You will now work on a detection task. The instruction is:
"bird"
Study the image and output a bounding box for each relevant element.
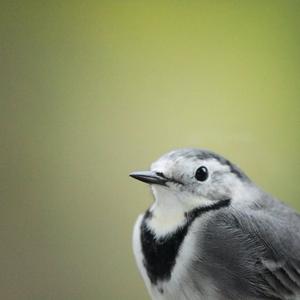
[129,148,300,300]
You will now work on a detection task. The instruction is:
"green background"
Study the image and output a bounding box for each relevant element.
[1,1,299,299]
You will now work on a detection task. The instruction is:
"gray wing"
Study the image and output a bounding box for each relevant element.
[195,201,300,300]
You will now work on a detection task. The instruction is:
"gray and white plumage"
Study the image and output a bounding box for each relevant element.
[130,148,300,300]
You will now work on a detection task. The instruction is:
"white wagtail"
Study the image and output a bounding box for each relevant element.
[130,148,300,300]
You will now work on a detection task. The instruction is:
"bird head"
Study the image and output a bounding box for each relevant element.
[130,148,252,211]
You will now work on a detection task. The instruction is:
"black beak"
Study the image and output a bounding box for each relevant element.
[129,171,167,186]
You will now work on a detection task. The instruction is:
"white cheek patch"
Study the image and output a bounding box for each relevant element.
[148,186,186,237]
[148,212,186,237]
[148,186,215,238]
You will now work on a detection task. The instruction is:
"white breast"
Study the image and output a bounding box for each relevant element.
[132,213,219,300]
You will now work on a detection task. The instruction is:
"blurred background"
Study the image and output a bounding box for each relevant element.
[1,1,300,299]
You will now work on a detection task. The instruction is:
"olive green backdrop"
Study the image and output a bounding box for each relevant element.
[1,1,299,300]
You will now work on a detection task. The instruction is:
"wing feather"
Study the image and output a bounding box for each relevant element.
[197,202,300,300]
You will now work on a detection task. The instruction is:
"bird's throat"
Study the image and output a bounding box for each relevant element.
[140,198,231,286]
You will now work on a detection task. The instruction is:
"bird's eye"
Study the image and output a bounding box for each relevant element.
[195,166,208,181]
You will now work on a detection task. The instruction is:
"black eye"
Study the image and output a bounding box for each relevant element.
[195,166,208,181]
